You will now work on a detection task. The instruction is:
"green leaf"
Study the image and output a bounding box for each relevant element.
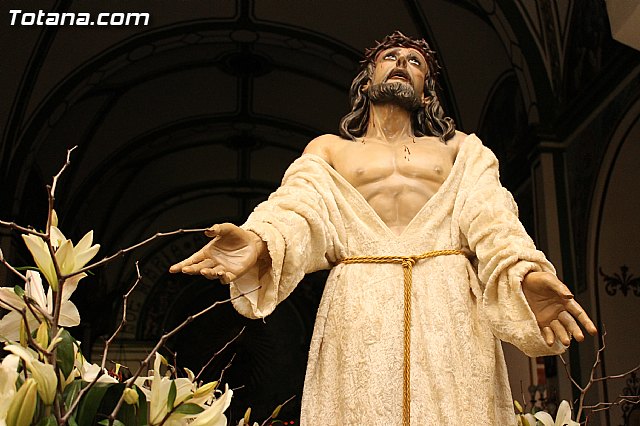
[167,380,177,411]
[13,285,24,297]
[76,383,114,426]
[98,420,125,426]
[36,415,57,426]
[64,379,83,412]
[56,329,76,377]
[173,403,205,415]
[67,415,79,426]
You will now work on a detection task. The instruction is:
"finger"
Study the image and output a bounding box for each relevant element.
[565,300,598,336]
[542,326,555,346]
[200,265,227,280]
[169,251,205,273]
[550,319,571,346]
[558,311,584,342]
[219,271,237,285]
[204,222,236,238]
[204,223,221,238]
[181,259,217,275]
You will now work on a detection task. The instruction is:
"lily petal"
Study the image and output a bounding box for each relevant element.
[56,240,75,276]
[58,301,80,327]
[534,410,555,426]
[22,235,57,290]
[75,231,93,254]
[74,244,100,270]
[25,271,47,310]
[0,288,26,311]
[50,226,66,249]
[190,385,233,426]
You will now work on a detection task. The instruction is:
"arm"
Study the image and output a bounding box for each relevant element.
[459,149,595,354]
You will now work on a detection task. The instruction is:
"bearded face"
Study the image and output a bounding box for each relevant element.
[367,81,422,111]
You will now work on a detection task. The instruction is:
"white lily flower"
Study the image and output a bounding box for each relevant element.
[22,225,99,291]
[534,400,579,426]
[0,355,19,425]
[0,270,81,342]
[133,354,231,426]
[4,344,57,405]
[147,354,196,425]
[189,384,233,426]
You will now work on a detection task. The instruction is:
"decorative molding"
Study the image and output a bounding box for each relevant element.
[599,265,640,297]
[620,372,639,426]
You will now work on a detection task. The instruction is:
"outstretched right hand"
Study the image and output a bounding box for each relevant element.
[169,223,267,284]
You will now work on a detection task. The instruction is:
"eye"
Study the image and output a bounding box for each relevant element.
[384,53,397,61]
[408,57,421,66]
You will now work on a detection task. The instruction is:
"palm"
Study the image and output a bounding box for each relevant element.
[201,233,257,277]
[169,223,265,283]
[522,271,597,345]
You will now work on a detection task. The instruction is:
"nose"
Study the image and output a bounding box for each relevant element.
[396,55,408,67]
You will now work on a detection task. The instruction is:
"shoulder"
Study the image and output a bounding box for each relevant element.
[303,134,347,165]
[447,130,469,156]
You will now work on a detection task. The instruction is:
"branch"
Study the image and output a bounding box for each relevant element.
[195,326,245,382]
[592,363,640,383]
[260,395,296,426]
[0,256,27,282]
[61,262,143,424]
[65,228,208,278]
[49,146,77,219]
[105,286,261,425]
[583,396,640,412]
[0,220,47,238]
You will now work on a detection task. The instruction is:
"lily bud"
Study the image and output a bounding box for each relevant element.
[19,319,28,347]
[192,381,218,398]
[243,407,252,425]
[35,322,49,348]
[4,344,57,405]
[51,210,59,228]
[6,378,37,426]
[123,387,139,405]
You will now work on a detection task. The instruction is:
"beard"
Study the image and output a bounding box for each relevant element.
[367,81,422,111]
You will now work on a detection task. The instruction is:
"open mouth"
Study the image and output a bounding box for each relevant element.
[386,68,411,83]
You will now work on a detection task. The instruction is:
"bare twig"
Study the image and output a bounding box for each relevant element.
[0,257,28,282]
[49,146,77,208]
[195,326,246,382]
[61,262,143,424]
[65,228,208,278]
[260,395,296,426]
[0,298,51,356]
[584,396,640,412]
[216,353,236,386]
[105,287,261,425]
[0,221,47,238]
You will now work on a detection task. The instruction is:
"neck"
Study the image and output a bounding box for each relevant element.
[364,102,414,143]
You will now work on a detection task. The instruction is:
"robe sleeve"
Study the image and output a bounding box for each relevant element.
[229,158,343,319]
[459,148,566,357]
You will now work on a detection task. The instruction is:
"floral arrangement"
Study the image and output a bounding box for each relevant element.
[0,148,289,425]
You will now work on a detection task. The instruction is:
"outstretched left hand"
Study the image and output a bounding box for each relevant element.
[522,271,598,346]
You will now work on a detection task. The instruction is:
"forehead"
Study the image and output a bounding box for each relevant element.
[374,46,427,62]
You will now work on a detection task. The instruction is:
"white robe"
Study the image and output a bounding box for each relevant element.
[230,134,565,425]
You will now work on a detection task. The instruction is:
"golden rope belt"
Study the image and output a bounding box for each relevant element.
[337,249,467,426]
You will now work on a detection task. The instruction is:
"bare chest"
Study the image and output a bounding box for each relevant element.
[332,140,455,191]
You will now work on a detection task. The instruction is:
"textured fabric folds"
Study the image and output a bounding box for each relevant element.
[229,134,565,425]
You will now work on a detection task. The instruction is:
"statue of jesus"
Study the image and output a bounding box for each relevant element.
[171,31,596,425]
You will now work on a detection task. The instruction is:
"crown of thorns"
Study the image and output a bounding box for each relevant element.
[361,31,439,75]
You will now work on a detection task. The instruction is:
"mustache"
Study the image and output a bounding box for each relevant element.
[367,82,422,110]
[385,67,412,84]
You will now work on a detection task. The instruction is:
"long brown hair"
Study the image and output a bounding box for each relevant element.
[339,31,456,142]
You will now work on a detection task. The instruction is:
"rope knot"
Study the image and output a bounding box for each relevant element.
[401,257,416,268]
